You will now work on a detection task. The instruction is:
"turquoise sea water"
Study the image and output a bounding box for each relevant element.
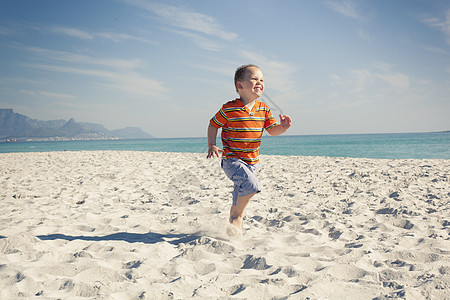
[0,132,449,159]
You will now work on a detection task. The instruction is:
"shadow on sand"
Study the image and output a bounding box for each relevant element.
[36,232,201,245]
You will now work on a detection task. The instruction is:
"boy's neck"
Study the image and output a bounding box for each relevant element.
[238,96,257,106]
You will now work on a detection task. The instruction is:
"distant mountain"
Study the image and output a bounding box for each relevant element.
[0,109,153,141]
[111,127,153,139]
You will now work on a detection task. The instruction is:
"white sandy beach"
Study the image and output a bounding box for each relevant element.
[0,151,448,299]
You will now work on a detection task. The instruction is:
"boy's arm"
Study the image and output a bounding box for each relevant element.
[207,123,222,158]
[267,115,292,136]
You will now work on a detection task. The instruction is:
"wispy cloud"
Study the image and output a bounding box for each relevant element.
[357,28,371,41]
[19,89,77,100]
[26,63,166,97]
[95,31,157,44]
[420,45,447,55]
[0,76,49,86]
[325,0,363,21]
[0,25,18,36]
[169,29,223,51]
[348,69,373,93]
[376,73,410,89]
[25,47,142,70]
[121,0,237,49]
[39,91,77,100]
[35,24,158,45]
[48,26,94,40]
[331,62,410,96]
[420,10,450,44]
[124,0,237,40]
[372,61,393,72]
[22,47,165,97]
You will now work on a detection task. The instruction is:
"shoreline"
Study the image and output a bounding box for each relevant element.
[1,129,449,142]
[1,132,449,160]
[1,150,450,162]
[1,149,450,161]
[0,151,449,299]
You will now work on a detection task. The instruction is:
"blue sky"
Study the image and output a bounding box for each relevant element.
[0,0,449,138]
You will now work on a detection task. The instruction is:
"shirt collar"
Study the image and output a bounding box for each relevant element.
[236,98,259,111]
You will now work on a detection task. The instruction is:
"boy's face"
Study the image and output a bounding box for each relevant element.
[237,67,264,100]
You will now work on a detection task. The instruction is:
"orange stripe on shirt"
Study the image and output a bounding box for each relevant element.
[210,98,278,164]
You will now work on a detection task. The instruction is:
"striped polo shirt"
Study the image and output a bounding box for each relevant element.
[210,98,278,164]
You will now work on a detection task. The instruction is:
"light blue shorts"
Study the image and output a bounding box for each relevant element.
[221,158,261,206]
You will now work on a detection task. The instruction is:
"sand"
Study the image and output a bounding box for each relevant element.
[0,151,448,299]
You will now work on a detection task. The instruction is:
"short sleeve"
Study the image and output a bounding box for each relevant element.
[264,106,278,130]
[210,106,227,128]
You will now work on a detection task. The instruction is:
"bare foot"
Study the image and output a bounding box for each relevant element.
[226,223,242,237]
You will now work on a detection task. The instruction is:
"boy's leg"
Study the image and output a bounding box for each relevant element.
[221,158,260,230]
[229,192,256,228]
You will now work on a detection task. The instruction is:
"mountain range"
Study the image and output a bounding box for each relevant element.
[0,109,153,141]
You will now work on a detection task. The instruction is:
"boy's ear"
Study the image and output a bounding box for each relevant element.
[236,81,243,90]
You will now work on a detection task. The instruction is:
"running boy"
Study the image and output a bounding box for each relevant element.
[207,64,292,234]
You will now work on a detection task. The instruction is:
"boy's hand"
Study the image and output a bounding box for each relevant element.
[279,114,292,130]
[207,144,223,158]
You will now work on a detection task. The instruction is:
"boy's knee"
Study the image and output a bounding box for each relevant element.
[241,176,260,195]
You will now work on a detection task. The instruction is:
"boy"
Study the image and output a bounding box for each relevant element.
[207,64,292,235]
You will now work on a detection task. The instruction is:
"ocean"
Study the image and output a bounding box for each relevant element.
[0,132,449,159]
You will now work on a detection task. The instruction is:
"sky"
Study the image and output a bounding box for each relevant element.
[0,0,449,138]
